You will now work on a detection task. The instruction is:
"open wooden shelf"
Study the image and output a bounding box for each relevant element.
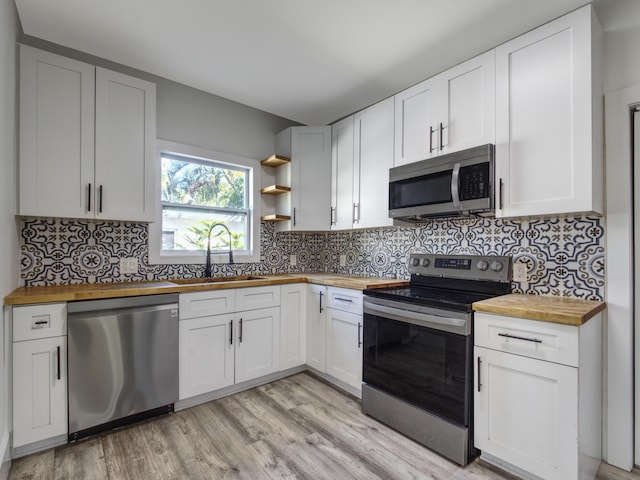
[260,185,291,195]
[261,154,291,167]
[260,214,291,222]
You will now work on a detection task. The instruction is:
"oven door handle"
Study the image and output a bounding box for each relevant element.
[364,302,467,330]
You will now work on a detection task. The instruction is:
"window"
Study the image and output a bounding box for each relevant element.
[149,140,260,265]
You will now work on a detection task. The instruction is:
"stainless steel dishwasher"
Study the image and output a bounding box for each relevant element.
[67,294,179,441]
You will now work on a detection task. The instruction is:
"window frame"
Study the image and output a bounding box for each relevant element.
[149,139,261,265]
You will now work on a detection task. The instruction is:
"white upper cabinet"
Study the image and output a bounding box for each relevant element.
[331,116,355,230]
[19,45,156,222]
[394,50,495,166]
[270,126,331,231]
[353,97,395,229]
[94,68,156,222]
[495,5,603,218]
[331,97,394,230]
[19,45,95,219]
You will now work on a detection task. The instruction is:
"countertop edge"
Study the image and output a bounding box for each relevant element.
[4,274,409,306]
[472,294,606,326]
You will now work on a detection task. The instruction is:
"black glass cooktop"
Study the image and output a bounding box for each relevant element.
[363,285,504,313]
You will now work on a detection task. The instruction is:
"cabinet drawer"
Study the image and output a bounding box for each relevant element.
[474,312,579,367]
[13,303,67,341]
[179,290,236,319]
[236,286,281,311]
[327,287,362,314]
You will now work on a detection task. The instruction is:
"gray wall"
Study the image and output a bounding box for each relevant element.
[0,0,20,476]
[20,36,300,161]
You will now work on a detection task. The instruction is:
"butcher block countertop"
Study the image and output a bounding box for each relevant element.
[473,293,606,326]
[4,273,408,306]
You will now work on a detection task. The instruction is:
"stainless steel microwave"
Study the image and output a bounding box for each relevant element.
[388,144,494,225]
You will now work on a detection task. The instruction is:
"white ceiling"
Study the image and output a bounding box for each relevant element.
[16,0,592,125]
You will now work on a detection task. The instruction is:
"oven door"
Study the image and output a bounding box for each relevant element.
[363,298,473,427]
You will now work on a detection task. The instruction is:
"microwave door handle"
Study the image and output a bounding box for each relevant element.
[451,162,461,207]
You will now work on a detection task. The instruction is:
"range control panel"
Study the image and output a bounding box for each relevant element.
[408,253,512,282]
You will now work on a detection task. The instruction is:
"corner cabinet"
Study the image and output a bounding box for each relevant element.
[331,97,394,230]
[12,303,68,450]
[19,45,156,222]
[494,5,603,218]
[261,126,332,231]
[474,312,602,480]
[394,50,495,166]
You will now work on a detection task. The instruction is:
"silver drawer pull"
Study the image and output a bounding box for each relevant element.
[335,297,353,303]
[498,332,542,344]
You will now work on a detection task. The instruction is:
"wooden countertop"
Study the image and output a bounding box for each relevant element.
[4,273,408,306]
[473,293,606,326]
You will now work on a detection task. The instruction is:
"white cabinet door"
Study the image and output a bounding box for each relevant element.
[178,314,235,400]
[394,76,439,166]
[306,284,327,372]
[475,346,578,480]
[331,116,355,230]
[19,45,95,218]
[326,308,362,392]
[495,5,602,218]
[289,127,332,231]
[13,336,67,447]
[280,284,306,370]
[235,307,280,384]
[353,97,395,229]
[394,51,495,167]
[438,50,495,155]
[95,68,156,222]
[19,45,157,222]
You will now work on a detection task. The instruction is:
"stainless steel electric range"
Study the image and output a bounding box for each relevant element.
[362,253,512,465]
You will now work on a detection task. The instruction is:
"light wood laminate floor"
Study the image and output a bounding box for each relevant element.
[9,373,640,480]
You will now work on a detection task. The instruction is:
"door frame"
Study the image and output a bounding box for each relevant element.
[605,84,640,470]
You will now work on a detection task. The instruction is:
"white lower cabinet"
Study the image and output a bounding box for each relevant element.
[326,307,362,392]
[235,307,280,383]
[179,313,235,398]
[474,312,602,480]
[280,284,307,370]
[306,284,327,372]
[178,287,281,400]
[12,303,68,449]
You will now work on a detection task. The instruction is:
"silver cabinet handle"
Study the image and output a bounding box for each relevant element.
[87,183,92,212]
[293,207,296,227]
[98,185,103,213]
[239,318,243,343]
[439,122,444,151]
[335,297,353,303]
[499,178,504,210]
[357,322,362,348]
[229,320,233,345]
[429,126,435,153]
[330,206,336,225]
[498,332,542,344]
[477,357,482,392]
[353,203,360,223]
[319,291,324,313]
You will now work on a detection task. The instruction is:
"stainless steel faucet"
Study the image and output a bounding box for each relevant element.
[204,223,234,277]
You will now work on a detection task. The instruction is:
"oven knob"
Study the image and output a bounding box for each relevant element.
[490,261,504,272]
[476,260,489,271]
[411,257,420,267]
[421,258,430,267]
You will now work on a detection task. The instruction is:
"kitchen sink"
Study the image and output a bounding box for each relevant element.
[169,275,267,285]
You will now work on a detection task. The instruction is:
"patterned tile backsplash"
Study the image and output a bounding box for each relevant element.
[20,215,605,300]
